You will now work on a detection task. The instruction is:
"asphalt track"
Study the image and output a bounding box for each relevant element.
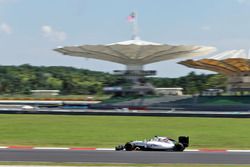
[0,149,250,164]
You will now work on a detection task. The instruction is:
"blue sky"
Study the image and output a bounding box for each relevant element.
[1,0,250,77]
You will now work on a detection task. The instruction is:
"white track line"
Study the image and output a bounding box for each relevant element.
[96,148,115,151]
[227,150,250,152]
[184,149,199,152]
[0,146,8,149]
[33,147,70,150]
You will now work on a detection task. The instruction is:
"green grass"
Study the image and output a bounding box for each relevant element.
[0,114,250,149]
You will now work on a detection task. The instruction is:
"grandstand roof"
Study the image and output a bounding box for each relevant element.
[179,49,250,75]
[54,39,216,65]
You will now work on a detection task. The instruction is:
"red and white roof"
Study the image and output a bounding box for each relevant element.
[179,49,250,75]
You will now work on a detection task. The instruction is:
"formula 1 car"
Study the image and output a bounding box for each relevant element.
[115,136,189,152]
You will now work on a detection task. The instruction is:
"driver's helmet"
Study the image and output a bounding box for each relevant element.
[163,137,169,142]
[158,136,169,142]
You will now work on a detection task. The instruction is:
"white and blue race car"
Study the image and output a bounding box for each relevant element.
[115,136,189,152]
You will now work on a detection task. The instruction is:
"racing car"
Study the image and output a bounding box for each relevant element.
[115,136,189,152]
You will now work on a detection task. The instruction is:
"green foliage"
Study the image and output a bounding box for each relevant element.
[0,64,227,95]
[205,74,227,89]
[0,64,118,95]
[148,72,227,94]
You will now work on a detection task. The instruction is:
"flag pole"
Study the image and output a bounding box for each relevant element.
[132,11,139,40]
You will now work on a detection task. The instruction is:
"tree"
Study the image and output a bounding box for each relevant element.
[0,64,228,95]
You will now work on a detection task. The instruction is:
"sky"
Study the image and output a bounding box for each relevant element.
[1,0,250,77]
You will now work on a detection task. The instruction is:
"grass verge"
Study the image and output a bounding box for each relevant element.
[0,114,249,149]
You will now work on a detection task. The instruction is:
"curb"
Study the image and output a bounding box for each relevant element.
[0,146,250,152]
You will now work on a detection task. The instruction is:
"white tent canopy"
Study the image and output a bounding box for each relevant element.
[55,39,216,65]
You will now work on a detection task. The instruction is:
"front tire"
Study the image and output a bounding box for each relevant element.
[115,145,124,151]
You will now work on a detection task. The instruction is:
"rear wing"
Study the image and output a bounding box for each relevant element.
[178,136,189,147]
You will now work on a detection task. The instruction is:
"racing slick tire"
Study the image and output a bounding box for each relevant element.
[173,143,185,152]
[115,145,124,151]
[124,142,135,151]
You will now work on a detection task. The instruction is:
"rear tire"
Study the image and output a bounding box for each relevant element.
[173,143,185,152]
[124,142,134,151]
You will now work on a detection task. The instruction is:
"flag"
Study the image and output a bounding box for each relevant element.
[127,12,136,22]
